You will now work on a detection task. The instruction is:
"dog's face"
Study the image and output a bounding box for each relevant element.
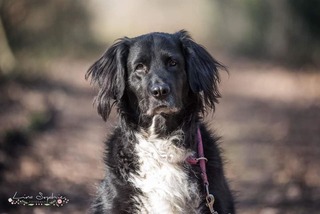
[86,30,223,124]
[127,34,188,116]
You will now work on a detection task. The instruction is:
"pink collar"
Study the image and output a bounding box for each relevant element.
[186,126,218,214]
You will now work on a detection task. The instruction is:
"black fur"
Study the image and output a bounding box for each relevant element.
[86,30,235,213]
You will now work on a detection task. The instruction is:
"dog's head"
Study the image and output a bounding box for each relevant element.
[86,30,224,125]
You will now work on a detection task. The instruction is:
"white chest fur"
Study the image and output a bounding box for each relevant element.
[129,132,201,214]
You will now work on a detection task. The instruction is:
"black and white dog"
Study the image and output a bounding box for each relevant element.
[86,30,235,214]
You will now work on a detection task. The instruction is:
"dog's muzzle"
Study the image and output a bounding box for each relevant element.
[146,82,180,116]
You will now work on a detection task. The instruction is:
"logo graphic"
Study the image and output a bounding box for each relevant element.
[8,192,69,207]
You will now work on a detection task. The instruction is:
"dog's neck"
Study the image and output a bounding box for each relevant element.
[120,113,199,150]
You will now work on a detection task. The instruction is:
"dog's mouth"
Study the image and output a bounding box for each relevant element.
[146,105,179,116]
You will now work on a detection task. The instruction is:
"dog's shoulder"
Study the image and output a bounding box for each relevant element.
[104,126,139,174]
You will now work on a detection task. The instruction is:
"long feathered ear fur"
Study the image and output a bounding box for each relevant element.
[175,30,225,112]
[85,38,130,121]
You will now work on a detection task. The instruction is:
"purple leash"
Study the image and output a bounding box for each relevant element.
[186,126,218,214]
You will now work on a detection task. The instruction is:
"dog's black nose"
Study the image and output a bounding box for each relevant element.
[150,84,170,98]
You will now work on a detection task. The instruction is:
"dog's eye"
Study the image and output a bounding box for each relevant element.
[135,64,146,72]
[168,59,177,67]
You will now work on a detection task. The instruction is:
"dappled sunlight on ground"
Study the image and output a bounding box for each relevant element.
[214,61,320,213]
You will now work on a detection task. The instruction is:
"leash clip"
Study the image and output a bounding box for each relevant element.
[206,194,218,214]
[205,185,218,214]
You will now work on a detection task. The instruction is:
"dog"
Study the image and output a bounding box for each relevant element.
[86,30,235,214]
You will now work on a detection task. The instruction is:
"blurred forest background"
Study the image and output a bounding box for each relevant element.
[0,0,319,213]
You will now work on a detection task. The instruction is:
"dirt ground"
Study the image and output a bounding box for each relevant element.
[0,57,319,214]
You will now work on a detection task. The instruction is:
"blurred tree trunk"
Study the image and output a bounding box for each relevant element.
[0,4,15,74]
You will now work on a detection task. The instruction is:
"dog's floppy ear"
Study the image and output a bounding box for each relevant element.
[175,30,224,111]
[86,38,130,121]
